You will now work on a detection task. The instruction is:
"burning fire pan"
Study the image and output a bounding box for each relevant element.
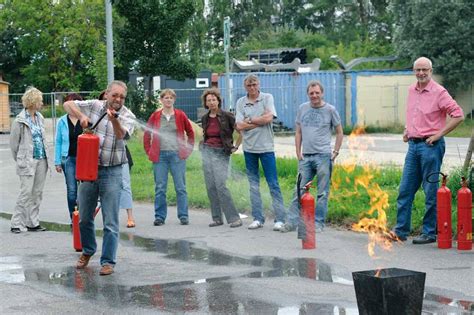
[352,268,426,315]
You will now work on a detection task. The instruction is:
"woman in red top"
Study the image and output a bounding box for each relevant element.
[143,89,194,226]
[200,89,242,228]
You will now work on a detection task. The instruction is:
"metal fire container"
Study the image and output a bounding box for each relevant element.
[352,268,426,315]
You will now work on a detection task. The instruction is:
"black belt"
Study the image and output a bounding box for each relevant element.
[409,137,429,143]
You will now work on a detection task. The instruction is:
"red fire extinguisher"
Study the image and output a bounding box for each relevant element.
[76,130,100,181]
[72,206,82,252]
[301,181,316,249]
[75,112,112,181]
[72,202,101,251]
[437,173,452,249]
[457,177,472,250]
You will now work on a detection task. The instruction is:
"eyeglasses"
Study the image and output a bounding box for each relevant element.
[111,94,126,100]
[414,68,431,72]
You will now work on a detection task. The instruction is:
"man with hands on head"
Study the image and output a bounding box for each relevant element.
[63,80,136,276]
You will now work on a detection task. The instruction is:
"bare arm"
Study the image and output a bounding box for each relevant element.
[249,110,274,125]
[63,101,90,128]
[231,131,243,153]
[107,108,127,140]
[295,124,303,160]
[427,116,464,144]
[236,120,258,131]
[235,109,273,131]
[332,124,343,161]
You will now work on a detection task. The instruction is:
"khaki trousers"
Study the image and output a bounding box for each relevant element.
[11,159,48,230]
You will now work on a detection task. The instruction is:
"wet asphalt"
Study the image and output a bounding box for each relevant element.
[0,132,473,314]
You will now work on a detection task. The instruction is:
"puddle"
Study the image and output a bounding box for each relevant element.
[2,266,354,314]
[1,214,473,314]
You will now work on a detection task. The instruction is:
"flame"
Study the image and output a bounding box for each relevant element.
[343,126,396,259]
[375,269,381,277]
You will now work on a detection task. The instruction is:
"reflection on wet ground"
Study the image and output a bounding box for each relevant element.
[1,216,473,314]
[127,234,338,282]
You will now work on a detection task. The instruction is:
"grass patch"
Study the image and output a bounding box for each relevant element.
[128,132,466,234]
[448,118,473,138]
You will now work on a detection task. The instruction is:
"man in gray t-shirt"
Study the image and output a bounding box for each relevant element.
[235,74,286,231]
[281,80,343,233]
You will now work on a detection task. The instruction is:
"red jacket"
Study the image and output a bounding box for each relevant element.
[143,109,195,162]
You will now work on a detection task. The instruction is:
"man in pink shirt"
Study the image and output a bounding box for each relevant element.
[392,56,464,245]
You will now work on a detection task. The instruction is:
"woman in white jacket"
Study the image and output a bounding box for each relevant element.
[10,87,49,234]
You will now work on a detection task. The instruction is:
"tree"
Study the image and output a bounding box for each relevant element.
[113,0,197,96]
[0,0,108,92]
[0,26,29,91]
[393,0,474,92]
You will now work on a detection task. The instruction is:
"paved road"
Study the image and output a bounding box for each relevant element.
[0,129,473,314]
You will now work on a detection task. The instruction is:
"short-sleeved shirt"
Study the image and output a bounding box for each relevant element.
[235,92,276,153]
[75,100,135,166]
[296,101,341,154]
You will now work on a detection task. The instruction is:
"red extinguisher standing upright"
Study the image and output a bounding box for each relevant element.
[457,177,472,250]
[437,173,452,249]
[301,181,316,249]
[72,206,82,252]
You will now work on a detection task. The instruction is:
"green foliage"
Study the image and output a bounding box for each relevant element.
[392,0,474,92]
[113,0,197,96]
[125,84,161,121]
[0,0,108,92]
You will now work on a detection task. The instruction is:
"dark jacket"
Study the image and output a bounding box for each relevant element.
[201,109,236,155]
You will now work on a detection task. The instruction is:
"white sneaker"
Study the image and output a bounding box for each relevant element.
[248,220,263,230]
[315,226,323,233]
[273,221,284,231]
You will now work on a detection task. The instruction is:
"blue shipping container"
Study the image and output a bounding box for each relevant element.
[218,72,345,129]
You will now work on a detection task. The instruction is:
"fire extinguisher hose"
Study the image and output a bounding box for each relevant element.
[86,110,119,132]
[297,173,307,240]
[426,171,447,184]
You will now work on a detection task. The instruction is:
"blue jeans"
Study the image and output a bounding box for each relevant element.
[394,138,445,239]
[153,151,188,221]
[287,153,332,228]
[78,165,122,266]
[61,156,78,220]
[119,163,133,209]
[244,151,286,223]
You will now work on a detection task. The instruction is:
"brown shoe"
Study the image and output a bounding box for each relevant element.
[76,254,92,269]
[99,264,114,276]
[230,219,243,228]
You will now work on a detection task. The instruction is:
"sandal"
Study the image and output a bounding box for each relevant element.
[127,219,136,228]
[209,220,223,227]
[229,219,243,228]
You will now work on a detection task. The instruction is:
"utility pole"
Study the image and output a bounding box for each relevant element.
[224,16,231,110]
[105,0,114,83]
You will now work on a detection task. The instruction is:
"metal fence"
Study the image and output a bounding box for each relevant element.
[1,80,471,135]
[0,91,97,139]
